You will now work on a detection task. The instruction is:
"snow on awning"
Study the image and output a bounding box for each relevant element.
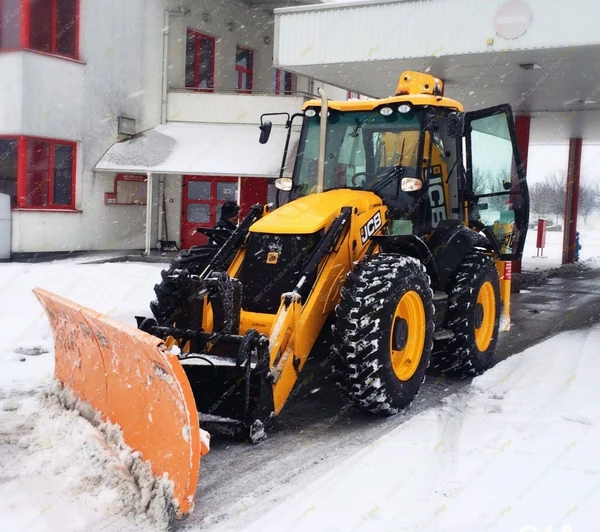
[94,122,300,178]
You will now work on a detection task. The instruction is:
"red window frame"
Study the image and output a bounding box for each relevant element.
[0,0,80,60]
[104,174,147,205]
[185,29,215,91]
[235,46,253,94]
[0,135,77,210]
[274,68,294,95]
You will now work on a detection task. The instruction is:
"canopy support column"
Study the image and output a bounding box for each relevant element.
[562,138,582,264]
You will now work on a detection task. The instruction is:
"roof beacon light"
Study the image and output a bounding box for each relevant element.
[395,71,444,97]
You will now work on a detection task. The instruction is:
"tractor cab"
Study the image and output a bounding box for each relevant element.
[267,71,529,262]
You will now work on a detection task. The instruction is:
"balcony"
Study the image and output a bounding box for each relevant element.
[0,51,84,139]
[166,89,309,126]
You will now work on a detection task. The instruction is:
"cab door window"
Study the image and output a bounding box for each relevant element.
[466,105,529,258]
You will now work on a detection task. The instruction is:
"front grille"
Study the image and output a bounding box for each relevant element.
[239,233,320,313]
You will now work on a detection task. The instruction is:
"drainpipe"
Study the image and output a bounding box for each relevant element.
[316,87,328,193]
[157,175,165,243]
[144,172,154,256]
[161,8,190,125]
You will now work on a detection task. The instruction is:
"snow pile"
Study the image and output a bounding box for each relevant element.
[0,381,175,532]
[513,259,595,289]
[105,129,176,168]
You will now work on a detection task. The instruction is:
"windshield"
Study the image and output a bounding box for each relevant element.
[292,109,422,205]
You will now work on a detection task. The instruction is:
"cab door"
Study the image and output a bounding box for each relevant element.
[465,104,529,260]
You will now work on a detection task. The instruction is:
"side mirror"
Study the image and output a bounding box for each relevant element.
[274,177,293,191]
[259,120,272,144]
[447,111,465,138]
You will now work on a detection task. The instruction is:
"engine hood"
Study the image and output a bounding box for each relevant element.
[250,189,383,235]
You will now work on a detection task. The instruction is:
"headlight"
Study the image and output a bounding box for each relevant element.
[274,177,293,191]
[398,104,411,114]
[400,178,423,192]
[305,109,317,117]
[379,107,393,116]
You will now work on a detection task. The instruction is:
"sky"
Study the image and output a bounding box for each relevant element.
[529,144,600,185]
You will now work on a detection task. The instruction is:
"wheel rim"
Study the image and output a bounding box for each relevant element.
[390,291,426,381]
[474,281,496,352]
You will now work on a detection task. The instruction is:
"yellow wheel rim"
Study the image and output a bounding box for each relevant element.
[390,291,426,381]
[474,281,496,352]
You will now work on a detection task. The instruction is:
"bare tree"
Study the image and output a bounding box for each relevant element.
[530,170,600,225]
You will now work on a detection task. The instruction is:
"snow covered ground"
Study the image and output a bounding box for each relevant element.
[522,219,600,271]
[1,258,600,531]
[244,324,600,532]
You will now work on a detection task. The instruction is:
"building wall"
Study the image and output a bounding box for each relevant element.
[166,0,277,93]
[167,92,304,124]
[7,0,165,252]
[0,54,24,132]
[4,0,351,254]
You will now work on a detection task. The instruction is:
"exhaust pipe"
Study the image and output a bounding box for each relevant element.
[316,87,328,193]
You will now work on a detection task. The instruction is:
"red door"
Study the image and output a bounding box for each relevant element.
[181,176,238,248]
[239,177,269,218]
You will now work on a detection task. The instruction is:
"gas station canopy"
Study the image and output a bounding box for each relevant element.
[274,0,600,143]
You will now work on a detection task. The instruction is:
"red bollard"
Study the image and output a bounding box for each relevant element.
[535,218,547,258]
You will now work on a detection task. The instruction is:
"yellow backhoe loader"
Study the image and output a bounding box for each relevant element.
[35,71,529,518]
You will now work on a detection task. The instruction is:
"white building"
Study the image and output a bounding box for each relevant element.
[0,0,350,255]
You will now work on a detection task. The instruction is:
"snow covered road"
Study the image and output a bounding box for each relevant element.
[243,324,600,532]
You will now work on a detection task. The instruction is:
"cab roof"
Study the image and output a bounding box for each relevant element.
[302,94,464,113]
[303,70,465,113]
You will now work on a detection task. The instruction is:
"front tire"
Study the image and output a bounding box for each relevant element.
[332,254,434,414]
[431,251,501,376]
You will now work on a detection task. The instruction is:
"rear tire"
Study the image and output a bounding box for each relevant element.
[332,254,434,414]
[150,245,219,327]
[431,251,501,376]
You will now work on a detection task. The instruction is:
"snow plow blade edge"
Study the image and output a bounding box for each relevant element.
[33,287,205,518]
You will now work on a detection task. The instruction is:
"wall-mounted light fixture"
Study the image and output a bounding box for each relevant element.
[227,21,235,32]
[118,116,136,137]
[264,35,271,45]
[202,12,211,23]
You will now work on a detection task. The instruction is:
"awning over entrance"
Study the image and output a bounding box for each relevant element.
[95,122,299,177]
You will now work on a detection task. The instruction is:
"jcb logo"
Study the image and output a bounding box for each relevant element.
[360,212,383,244]
[428,165,446,228]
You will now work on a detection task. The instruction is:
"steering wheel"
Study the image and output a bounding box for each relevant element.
[350,171,374,187]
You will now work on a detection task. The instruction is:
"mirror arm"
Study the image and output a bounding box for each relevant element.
[279,112,305,181]
[260,112,290,125]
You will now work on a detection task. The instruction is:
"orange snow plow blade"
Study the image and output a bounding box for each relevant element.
[33,288,207,518]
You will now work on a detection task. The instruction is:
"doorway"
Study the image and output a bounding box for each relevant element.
[181,175,238,248]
